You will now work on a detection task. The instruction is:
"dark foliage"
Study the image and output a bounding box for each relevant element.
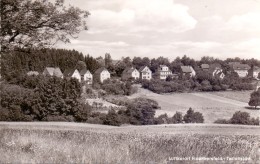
[183,108,204,123]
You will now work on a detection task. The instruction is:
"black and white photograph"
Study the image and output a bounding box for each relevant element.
[0,0,260,163]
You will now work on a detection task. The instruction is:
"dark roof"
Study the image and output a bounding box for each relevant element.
[63,69,77,77]
[201,64,210,69]
[44,67,63,77]
[80,68,91,75]
[123,67,137,74]
[181,66,193,73]
[209,63,222,73]
[232,63,250,70]
[139,66,151,72]
[94,67,108,74]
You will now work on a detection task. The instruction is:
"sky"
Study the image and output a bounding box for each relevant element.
[55,0,260,60]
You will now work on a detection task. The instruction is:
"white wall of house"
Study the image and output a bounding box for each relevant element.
[140,67,152,80]
[83,72,93,84]
[213,68,225,79]
[71,70,81,82]
[234,70,248,78]
[100,70,110,83]
[158,66,172,80]
[131,69,140,79]
[253,70,260,78]
[190,67,196,77]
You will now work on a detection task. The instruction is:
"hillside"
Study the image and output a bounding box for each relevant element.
[128,86,259,123]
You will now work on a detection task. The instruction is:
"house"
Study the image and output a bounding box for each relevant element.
[180,66,196,77]
[80,68,93,84]
[42,67,63,78]
[122,67,140,80]
[27,71,39,76]
[201,64,210,71]
[229,63,250,78]
[209,63,225,79]
[139,66,152,80]
[256,81,260,91]
[63,69,81,82]
[94,67,110,83]
[156,65,172,80]
[252,66,260,79]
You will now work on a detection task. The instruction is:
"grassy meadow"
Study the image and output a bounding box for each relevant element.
[129,87,259,123]
[0,123,259,163]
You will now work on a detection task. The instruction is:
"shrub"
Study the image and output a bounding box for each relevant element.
[103,109,122,126]
[214,111,259,125]
[154,113,169,124]
[230,111,251,125]
[248,89,260,109]
[171,112,183,124]
[183,108,204,123]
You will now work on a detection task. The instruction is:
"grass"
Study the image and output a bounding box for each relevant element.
[209,90,253,103]
[129,88,259,123]
[0,123,260,163]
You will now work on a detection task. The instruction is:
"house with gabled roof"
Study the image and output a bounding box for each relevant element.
[201,64,210,71]
[180,66,196,77]
[94,67,110,83]
[63,69,81,82]
[139,66,152,80]
[80,68,93,84]
[42,67,63,78]
[122,67,140,81]
[229,63,250,78]
[156,65,172,80]
[209,63,225,79]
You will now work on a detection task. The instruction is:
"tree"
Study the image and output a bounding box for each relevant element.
[75,61,86,71]
[1,0,89,51]
[230,111,251,124]
[183,108,204,123]
[248,89,260,109]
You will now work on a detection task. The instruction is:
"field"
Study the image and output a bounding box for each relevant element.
[0,122,260,163]
[129,87,259,123]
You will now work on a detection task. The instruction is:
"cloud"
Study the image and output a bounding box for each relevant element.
[87,0,197,34]
[227,12,260,33]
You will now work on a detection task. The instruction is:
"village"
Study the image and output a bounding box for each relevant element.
[26,61,260,91]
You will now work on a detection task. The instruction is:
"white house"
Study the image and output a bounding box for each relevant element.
[63,69,81,82]
[94,67,110,83]
[180,66,196,77]
[229,63,250,78]
[42,67,63,78]
[201,64,210,71]
[122,67,140,80]
[156,65,172,80]
[253,66,260,79]
[209,64,225,79]
[80,69,93,84]
[139,66,152,80]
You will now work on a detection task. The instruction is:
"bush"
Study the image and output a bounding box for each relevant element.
[214,111,259,125]
[172,112,183,123]
[183,108,204,123]
[154,113,169,124]
[103,109,122,126]
[230,111,251,125]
